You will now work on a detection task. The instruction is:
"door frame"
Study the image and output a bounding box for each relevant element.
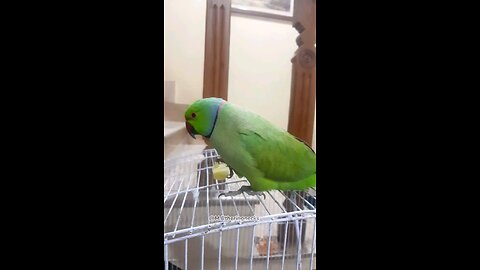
[203,0,316,145]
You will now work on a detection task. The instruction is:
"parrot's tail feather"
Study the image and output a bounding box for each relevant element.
[294,136,316,154]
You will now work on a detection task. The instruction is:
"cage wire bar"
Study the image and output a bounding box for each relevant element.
[164,149,316,270]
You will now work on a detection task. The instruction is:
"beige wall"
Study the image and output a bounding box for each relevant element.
[228,14,297,131]
[164,0,206,104]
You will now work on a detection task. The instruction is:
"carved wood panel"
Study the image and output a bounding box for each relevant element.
[288,0,316,146]
[203,0,231,100]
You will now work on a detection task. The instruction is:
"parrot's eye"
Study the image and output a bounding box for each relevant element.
[191,113,196,119]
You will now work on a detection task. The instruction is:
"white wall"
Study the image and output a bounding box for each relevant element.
[228,14,298,131]
[164,0,206,104]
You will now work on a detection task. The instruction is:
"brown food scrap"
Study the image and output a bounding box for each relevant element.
[256,237,280,256]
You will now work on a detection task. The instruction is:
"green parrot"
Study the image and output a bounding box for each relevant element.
[184,97,316,197]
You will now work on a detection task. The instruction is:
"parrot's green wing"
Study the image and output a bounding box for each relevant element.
[238,125,316,182]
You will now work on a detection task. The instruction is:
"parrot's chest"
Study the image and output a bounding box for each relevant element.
[209,135,239,164]
[206,107,257,178]
[208,131,246,174]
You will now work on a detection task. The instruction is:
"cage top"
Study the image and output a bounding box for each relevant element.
[164,149,316,244]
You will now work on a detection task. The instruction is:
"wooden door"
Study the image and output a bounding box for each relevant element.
[203,0,231,100]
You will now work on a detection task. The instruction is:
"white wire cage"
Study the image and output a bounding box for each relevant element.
[164,149,316,270]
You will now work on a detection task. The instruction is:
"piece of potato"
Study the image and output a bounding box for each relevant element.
[212,162,230,181]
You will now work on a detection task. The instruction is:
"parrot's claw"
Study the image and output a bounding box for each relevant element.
[218,186,266,200]
[247,191,266,200]
[218,191,240,198]
[227,167,234,179]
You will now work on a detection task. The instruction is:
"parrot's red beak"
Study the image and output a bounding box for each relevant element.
[185,122,196,139]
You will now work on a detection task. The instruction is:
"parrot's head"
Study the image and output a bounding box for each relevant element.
[184,97,225,139]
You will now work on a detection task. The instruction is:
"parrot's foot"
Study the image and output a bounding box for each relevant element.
[227,167,234,179]
[218,185,266,199]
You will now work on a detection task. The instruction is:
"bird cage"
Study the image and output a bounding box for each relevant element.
[164,149,316,270]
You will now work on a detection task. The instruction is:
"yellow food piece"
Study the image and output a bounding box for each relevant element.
[213,162,230,181]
